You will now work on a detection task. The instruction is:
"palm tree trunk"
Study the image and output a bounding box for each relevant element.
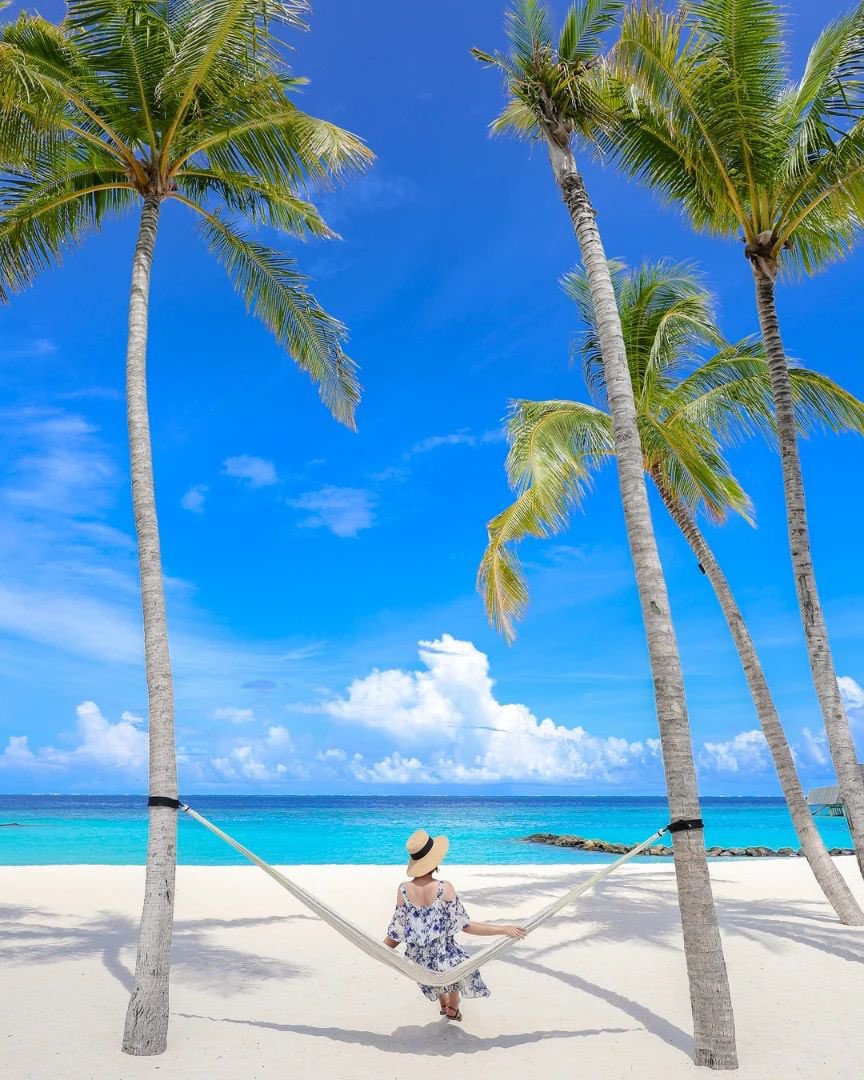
[752,268,864,878]
[656,480,864,925]
[121,194,179,1057]
[544,135,737,1070]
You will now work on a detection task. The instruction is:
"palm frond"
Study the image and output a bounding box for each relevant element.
[176,166,334,237]
[474,0,621,146]
[559,0,624,63]
[181,197,360,427]
[479,396,610,640]
[787,367,864,437]
[157,0,308,157]
[0,159,134,299]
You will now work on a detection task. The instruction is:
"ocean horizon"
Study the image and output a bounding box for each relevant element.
[0,794,853,865]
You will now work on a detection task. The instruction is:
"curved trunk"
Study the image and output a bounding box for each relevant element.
[752,270,864,878]
[657,481,863,925]
[121,194,178,1056]
[545,135,737,1071]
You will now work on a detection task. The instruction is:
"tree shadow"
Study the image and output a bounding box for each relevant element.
[177,1011,635,1056]
[459,869,864,965]
[501,954,693,1056]
[0,904,313,995]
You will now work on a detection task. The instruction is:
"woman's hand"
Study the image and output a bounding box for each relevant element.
[501,925,526,939]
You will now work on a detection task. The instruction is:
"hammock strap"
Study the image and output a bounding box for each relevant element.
[180,804,669,988]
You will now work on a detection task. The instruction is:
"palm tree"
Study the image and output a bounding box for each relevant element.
[0,0,370,1055]
[613,0,864,875]
[473,3,737,1067]
[480,259,864,926]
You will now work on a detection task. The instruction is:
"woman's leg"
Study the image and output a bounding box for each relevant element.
[445,990,461,1018]
[438,992,448,1014]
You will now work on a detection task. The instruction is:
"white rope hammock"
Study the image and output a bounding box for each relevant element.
[180,803,669,988]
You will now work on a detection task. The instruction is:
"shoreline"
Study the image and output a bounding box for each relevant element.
[2,860,862,1079]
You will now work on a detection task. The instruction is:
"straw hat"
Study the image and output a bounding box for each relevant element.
[405,829,449,877]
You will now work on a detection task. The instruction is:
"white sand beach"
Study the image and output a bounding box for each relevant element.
[2,860,862,1080]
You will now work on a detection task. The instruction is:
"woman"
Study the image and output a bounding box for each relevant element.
[384,829,526,1021]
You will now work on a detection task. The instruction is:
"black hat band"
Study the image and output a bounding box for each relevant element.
[409,835,434,861]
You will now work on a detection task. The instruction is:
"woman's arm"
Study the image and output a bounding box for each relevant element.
[384,885,405,948]
[464,921,525,939]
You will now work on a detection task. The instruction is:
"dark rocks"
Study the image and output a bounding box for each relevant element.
[522,833,856,858]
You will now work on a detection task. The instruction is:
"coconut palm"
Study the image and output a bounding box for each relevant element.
[472,3,737,1067]
[480,259,864,925]
[612,0,864,875]
[0,0,370,1055]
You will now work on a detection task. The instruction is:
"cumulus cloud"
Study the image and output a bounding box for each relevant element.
[181,484,207,513]
[839,676,864,714]
[0,701,147,772]
[288,486,375,538]
[350,751,431,783]
[209,726,297,782]
[699,730,770,774]
[317,635,658,783]
[211,745,288,782]
[0,735,40,769]
[223,455,278,488]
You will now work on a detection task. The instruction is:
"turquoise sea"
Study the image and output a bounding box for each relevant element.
[0,795,853,865]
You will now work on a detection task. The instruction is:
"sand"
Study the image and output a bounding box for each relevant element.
[1,859,862,1080]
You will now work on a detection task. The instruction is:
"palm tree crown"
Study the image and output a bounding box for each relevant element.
[480,261,864,639]
[0,0,371,425]
[613,0,864,276]
[471,0,622,145]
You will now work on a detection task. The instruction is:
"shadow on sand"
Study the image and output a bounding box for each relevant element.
[177,1011,635,1056]
[4,862,862,1063]
[0,904,313,994]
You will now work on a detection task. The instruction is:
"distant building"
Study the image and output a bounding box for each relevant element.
[808,769,864,817]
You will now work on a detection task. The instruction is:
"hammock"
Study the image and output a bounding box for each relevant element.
[161,800,690,987]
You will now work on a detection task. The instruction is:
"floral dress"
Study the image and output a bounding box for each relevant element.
[386,880,491,1001]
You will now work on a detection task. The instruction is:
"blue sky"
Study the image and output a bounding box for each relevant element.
[1,0,863,796]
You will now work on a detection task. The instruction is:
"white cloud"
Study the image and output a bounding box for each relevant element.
[838,676,864,713]
[0,735,40,769]
[211,706,255,724]
[0,701,147,772]
[73,702,148,768]
[2,408,117,515]
[265,725,293,750]
[699,730,770,774]
[0,583,143,663]
[223,455,278,488]
[317,635,657,783]
[350,751,431,783]
[317,747,347,762]
[800,726,829,766]
[181,484,207,513]
[408,429,503,456]
[209,727,297,781]
[210,704,254,721]
[211,745,288,782]
[289,486,375,538]
[1,338,58,360]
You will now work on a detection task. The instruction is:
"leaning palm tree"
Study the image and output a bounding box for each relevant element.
[480,260,864,926]
[613,0,864,875]
[473,3,737,1067]
[0,0,370,1055]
